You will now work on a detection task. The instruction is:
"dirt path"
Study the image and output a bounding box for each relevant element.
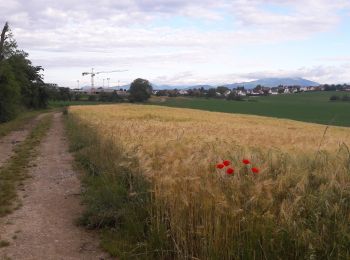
[0,115,45,168]
[0,113,110,260]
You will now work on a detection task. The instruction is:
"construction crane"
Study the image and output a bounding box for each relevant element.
[82,68,128,89]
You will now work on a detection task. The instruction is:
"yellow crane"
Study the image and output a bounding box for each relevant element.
[82,68,128,89]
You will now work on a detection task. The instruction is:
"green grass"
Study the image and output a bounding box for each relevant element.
[0,110,47,138]
[0,114,52,217]
[151,91,350,127]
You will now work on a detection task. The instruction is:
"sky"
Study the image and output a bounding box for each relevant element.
[1,0,350,88]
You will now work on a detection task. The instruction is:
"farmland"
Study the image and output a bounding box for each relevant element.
[150,91,350,127]
[67,104,350,259]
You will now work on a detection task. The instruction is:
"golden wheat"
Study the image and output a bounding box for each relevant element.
[69,104,350,259]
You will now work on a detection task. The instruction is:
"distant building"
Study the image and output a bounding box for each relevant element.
[178,90,188,95]
[237,90,246,96]
[223,90,231,96]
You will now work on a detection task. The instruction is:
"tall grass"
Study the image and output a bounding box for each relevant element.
[67,104,350,259]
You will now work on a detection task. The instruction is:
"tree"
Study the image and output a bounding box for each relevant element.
[216,86,229,95]
[128,78,152,102]
[253,84,263,92]
[0,22,9,61]
[207,88,217,98]
[7,52,47,108]
[0,22,17,62]
[278,88,285,94]
[0,22,48,122]
[324,85,337,91]
[226,92,243,101]
[0,61,20,122]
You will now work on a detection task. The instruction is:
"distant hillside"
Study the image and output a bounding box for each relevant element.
[226,77,319,88]
[80,77,319,90]
[156,78,319,90]
[153,84,212,90]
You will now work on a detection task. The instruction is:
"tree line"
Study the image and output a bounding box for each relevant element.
[0,22,48,122]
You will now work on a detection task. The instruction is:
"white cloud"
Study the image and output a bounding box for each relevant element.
[1,0,350,86]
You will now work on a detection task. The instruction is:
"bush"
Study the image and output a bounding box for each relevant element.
[74,94,82,101]
[342,95,350,102]
[329,95,340,101]
[88,95,96,101]
[98,92,122,102]
[226,92,244,101]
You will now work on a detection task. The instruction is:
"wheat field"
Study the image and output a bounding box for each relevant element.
[68,104,350,259]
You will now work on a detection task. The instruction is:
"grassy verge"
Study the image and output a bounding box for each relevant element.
[0,110,48,138]
[0,114,52,217]
[65,113,171,259]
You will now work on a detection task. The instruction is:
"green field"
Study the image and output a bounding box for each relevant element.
[151,91,350,127]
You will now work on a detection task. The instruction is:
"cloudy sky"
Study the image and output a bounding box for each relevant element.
[1,0,350,87]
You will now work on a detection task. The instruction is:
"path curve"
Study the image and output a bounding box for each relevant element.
[0,113,110,260]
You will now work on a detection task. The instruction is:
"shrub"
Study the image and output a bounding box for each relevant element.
[329,95,340,101]
[226,92,244,101]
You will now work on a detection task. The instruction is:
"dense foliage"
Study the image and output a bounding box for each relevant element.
[0,22,48,122]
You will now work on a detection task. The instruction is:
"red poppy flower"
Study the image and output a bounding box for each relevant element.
[242,159,251,165]
[223,160,231,166]
[251,167,260,174]
[216,163,225,169]
[226,168,234,174]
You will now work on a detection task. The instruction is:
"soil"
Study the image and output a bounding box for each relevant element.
[0,113,111,260]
